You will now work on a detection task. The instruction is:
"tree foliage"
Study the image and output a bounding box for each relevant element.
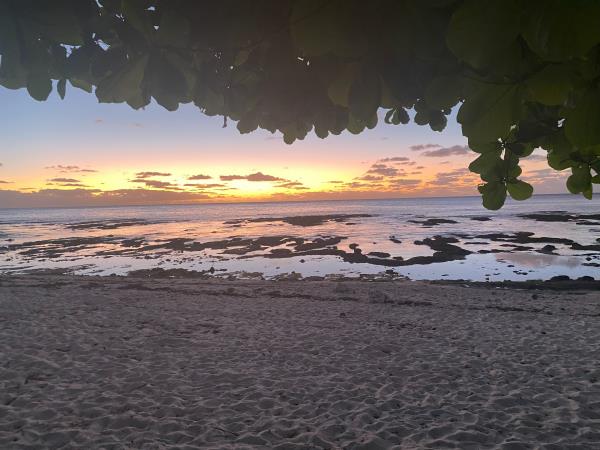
[1,0,600,209]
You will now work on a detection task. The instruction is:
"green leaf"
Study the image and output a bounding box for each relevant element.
[27,72,52,101]
[237,113,259,134]
[469,151,503,175]
[291,0,339,56]
[384,109,395,125]
[328,64,356,107]
[564,88,600,149]
[121,0,154,37]
[428,111,447,132]
[126,91,151,110]
[566,165,592,194]
[380,80,399,109]
[522,0,600,61]
[57,79,66,99]
[0,10,27,89]
[347,114,365,134]
[505,142,534,158]
[468,140,502,154]
[348,66,381,122]
[149,55,188,111]
[526,65,573,106]
[156,9,190,47]
[30,6,84,45]
[478,182,507,210]
[425,75,463,110]
[314,124,328,139]
[458,83,522,142]
[507,180,533,200]
[446,0,521,69]
[95,56,148,104]
[547,152,571,171]
[69,78,93,93]
[394,108,409,125]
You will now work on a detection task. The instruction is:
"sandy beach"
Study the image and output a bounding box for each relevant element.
[1,275,599,449]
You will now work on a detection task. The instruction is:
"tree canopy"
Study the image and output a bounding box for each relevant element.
[1,0,600,209]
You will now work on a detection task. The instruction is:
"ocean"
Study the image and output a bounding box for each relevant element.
[1,194,599,281]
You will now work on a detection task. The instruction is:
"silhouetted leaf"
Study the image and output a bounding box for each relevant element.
[564,88,600,148]
[425,75,462,110]
[523,0,600,61]
[526,65,573,106]
[156,9,190,47]
[69,78,93,93]
[458,83,522,142]
[328,64,356,107]
[27,72,52,101]
[507,180,533,200]
[96,56,148,104]
[348,66,380,122]
[5,0,600,208]
[478,182,507,210]
[57,78,66,99]
[447,0,521,69]
[291,0,339,56]
[566,165,592,194]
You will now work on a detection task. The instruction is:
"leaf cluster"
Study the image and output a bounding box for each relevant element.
[1,0,600,208]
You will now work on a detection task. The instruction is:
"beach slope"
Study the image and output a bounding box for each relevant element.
[1,276,599,449]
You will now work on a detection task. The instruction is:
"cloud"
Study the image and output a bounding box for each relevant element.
[247,172,286,182]
[275,181,308,190]
[135,171,172,179]
[45,165,97,173]
[220,172,286,182]
[379,156,410,163]
[0,188,212,208]
[183,183,225,188]
[367,163,400,177]
[187,174,212,180]
[57,183,89,187]
[388,178,422,187]
[130,179,181,190]
[526,154,547,161]
[358,175,384,182]
[220,174,246,181]
[421,145,470,157]
[48,177,81,183]
[410,143,441,151]
[429,168,479,187]
[0,180,12,184]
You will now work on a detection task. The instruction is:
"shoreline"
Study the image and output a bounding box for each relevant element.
[1,275,599,448]
[4,270,600,291]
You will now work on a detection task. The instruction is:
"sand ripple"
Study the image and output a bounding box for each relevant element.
[1,276,599,449]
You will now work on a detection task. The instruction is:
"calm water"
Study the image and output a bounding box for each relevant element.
[1,195,599,281]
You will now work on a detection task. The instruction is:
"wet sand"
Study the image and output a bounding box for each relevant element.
[1,275,599,449]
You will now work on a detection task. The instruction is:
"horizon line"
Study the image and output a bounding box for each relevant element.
[0,192,580,211]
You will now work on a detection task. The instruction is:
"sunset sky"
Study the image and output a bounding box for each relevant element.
[1,84,568,208]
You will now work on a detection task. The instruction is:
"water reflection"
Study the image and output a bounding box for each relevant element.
[496,252,581,269]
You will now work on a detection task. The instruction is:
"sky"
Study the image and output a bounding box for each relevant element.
[0,83,569,208]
